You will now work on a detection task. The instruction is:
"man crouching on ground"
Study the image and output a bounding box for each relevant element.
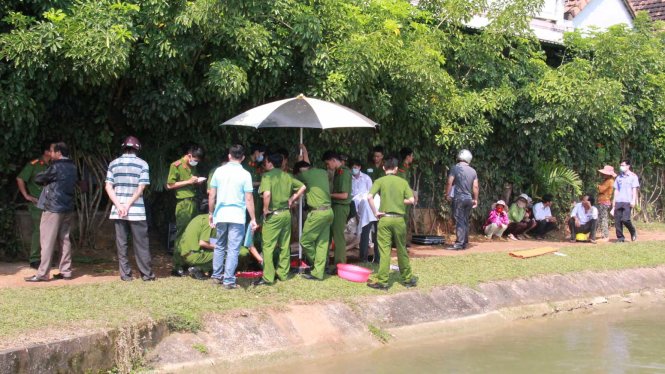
[366,156,417,290]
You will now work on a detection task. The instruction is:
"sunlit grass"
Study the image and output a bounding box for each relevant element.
[1,240,665,340]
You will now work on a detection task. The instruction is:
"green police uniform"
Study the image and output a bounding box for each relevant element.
[178,214,215,273]
[331,166,352,266]
[397,162,414,238]
[167,157,198,268]
[242,159,264,223]
[17,157,48,263]
[259,168,304,283]
[365,163,385,182]
[369,174,415,285]
[297,168,334,280]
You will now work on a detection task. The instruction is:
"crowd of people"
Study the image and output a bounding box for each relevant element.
[16,138,640,290]
[468,159,639,246]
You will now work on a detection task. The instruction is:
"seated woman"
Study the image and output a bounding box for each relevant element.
[504,193,537,240]
[483,200,509,240]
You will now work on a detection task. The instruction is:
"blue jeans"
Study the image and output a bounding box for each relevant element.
[212,222,245,284]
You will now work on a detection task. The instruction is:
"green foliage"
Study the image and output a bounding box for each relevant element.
[1,0,664,249]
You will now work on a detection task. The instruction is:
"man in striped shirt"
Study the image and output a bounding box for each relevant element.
[105,136,155,281]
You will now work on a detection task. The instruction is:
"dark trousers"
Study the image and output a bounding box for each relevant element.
[614,202,636,239]
[505,220,537,236]
[359,222,377,262]
[115,220,154,279]
[534,220,556,238]
[568,218,597,240]
[453,199,473,247]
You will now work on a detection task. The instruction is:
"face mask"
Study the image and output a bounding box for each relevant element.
[620,165,628,173]
[352,168,360,176]
[517,201,526,209]
[496,207,504,213]
[189,159,198,167]
[256,154,264,162]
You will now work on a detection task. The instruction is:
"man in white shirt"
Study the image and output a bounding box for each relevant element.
[532,194,557,240]
[208,144,258,289]
[351,159,377,262]
[568,195,599,243]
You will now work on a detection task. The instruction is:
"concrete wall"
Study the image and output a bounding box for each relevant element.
[573,0,634,29]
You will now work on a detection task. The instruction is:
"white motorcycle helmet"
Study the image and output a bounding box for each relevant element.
[457,149,472,164]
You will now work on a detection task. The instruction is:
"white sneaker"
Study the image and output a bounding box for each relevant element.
[508,234,518,241]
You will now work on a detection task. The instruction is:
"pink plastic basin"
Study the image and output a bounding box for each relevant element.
[337,264,372,283]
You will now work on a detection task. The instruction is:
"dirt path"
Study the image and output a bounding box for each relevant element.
[3,231,665,289]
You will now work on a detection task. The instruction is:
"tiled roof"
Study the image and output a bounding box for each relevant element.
[564,0,592,19]
[565,0,640,19]
[629,0,665,20]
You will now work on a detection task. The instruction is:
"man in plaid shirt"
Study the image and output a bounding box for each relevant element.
[105,136,155,281]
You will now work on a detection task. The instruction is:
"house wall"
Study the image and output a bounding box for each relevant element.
[572,0,634,29]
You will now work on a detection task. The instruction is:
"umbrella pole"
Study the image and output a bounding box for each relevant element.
[298,128,305,273]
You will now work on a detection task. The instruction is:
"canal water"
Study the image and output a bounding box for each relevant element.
[246,303,665,374]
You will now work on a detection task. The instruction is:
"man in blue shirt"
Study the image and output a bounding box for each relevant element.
[612,159,639,242]
[208,144,258,289]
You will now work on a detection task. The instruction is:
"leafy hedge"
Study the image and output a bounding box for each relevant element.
[1,1,664,252]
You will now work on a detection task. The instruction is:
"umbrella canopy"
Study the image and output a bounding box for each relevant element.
[221,94,378,130]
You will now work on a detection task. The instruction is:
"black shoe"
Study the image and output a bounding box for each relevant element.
[24,275,47,282]
[222,283,238,290]
[188,267,205,280]
[52,273,72,280]
[326,267,338,276]
[616,238,625,243]
[446,244,464,251]
[253,278,271,286]
[302,274,322,281]
[29,261,40,269]
[402,277,418,288]
[120,276,133,282]
[171,268,186,277]
[367,282,389,290]
[631,234,637,242]
[142,276,156,281]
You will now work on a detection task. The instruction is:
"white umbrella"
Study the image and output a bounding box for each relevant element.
[221,94,378,270]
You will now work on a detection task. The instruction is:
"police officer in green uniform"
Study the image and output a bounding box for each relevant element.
[16,141,53,268]
[294,160,334,281]
[365,145,386,182]
[367,156,417,290]
[178,200,216,280]
[397,147,416,244]
[242,144,266,223]
[323,151,352,274]
[166,145,205,276]
[253,153,306,286]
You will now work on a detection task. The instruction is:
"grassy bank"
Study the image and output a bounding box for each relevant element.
[2,240,665,340]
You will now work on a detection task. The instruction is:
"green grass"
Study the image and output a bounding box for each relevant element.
[634,221,665,232]
[2,240,665,341]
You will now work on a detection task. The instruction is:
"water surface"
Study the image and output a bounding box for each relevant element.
[248,304,665,374]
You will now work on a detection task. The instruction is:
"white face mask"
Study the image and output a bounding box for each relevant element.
[189,159,199,167]
[620,165,629,173]
[517,201,527,209]
[352,168,360,176]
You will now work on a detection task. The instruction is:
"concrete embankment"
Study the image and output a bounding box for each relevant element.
[3,266,665,373]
